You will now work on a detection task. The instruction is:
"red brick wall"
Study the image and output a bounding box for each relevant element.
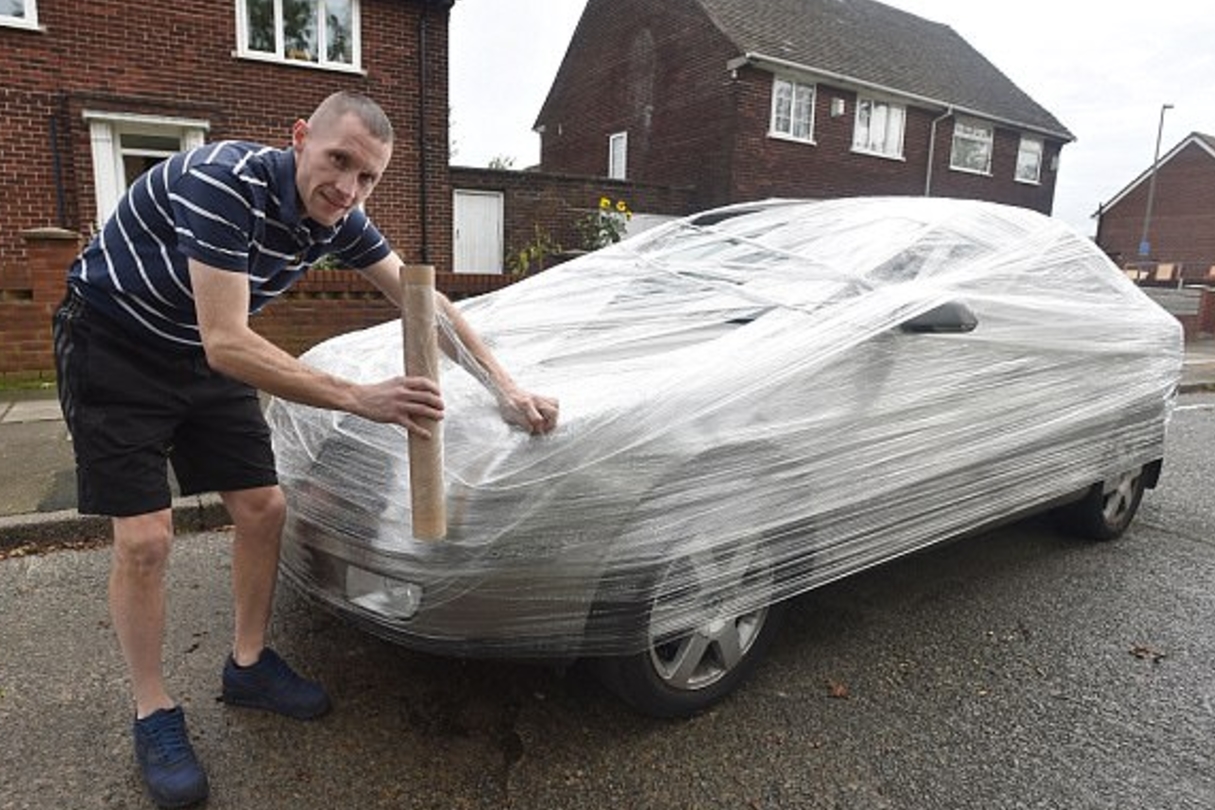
[1096,140,1215,278]
[0,0,453,292]
[252,268,515,359]
[536,0,1062,214]
[251,269,400,360]
[1,240,518,380]
[450,167,697,271]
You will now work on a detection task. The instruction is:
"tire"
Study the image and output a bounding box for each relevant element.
[592,544,785,718]
[1059,466,1147,541]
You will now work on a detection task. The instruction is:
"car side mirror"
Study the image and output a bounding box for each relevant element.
[899,301,978,334]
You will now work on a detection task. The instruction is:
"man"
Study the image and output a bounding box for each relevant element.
[52,91,558,808]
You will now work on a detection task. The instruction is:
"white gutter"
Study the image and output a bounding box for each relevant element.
[728,51,1073,143]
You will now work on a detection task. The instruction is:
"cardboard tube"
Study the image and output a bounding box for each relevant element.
[400,264,446,540]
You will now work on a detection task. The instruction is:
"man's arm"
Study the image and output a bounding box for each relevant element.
[189,259,444,437]
[361,253,559,434]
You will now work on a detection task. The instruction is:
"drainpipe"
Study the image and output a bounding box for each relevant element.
[418,7,430,263]
[925,107,954,197]
[417,0,455,264]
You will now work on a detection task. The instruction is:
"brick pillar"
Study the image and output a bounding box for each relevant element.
[1200,287,1215,337]
[0,228,83,379]
[23,227,82,306]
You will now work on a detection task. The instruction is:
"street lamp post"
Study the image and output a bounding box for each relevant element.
[1138,103,1173,259]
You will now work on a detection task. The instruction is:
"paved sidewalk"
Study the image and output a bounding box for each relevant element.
[2,340,1214,548]
[0,389,228,547]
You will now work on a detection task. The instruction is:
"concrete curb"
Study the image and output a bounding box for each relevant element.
[0,493,230,551]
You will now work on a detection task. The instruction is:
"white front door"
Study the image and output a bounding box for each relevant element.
[83,110,208,228]
[453,190,504,274]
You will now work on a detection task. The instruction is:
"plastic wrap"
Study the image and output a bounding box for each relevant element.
[267,197,1183,658]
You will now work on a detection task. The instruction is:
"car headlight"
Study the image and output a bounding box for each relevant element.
[346,565,424,619]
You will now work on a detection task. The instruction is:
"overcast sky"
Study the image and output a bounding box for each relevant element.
[449,0,1213,237]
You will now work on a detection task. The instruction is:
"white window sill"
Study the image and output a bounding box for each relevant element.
[949,165,993,177]
[1014,176,1042,186]
[234,51,365,75]
[0,17,42,31]
[851,147,906,162]
[767,131,816,146]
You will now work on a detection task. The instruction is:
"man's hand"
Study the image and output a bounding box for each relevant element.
[498,387,560,435]
[362,254,559,436]
[354,376,445,438]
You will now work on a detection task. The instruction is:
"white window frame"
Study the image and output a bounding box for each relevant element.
[234,0,362,73]
[83,111,209,227]
[769,76,816,143]
[1,0,39,30]
[1014,135,1044,184]
[851,97,906,159]
[950,117,994,175]
[608,131,628,180]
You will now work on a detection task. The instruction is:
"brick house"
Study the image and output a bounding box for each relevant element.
[0,0,455,379]
[1095,132,1215,284]
[534,0,1073,214]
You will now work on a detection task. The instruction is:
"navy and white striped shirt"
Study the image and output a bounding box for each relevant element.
[68,141,392,349]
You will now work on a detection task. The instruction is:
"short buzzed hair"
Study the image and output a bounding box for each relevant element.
[309,91,394,144]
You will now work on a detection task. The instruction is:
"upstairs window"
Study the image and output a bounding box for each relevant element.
[1,0,38,29]
[770,77,815,142]
[1015,136,1044,184]
[237,0,360,71]
[950,118,993,175]
[608,131,628,180]
[852,97,906,159]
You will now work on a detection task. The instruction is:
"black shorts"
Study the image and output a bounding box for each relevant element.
[52,287,278,517]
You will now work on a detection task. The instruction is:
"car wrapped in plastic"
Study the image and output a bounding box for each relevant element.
[266,197,1183,717]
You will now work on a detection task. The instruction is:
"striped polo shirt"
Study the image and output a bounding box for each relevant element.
[68,140,392,349]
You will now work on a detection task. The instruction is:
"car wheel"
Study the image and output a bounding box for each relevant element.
[1059,466,1147,541]
[592,545,785,718]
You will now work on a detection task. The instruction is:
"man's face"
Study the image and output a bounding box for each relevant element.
[292,112,392,227]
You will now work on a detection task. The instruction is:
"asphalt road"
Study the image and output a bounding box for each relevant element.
[2,395,1213,810]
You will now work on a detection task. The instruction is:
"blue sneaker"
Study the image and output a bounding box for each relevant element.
[132,706,209,808]
[221,647,331,720]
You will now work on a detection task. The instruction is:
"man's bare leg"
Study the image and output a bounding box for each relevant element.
[222,485,287,666]
[219,484,330,719]
[110,509,176,718]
